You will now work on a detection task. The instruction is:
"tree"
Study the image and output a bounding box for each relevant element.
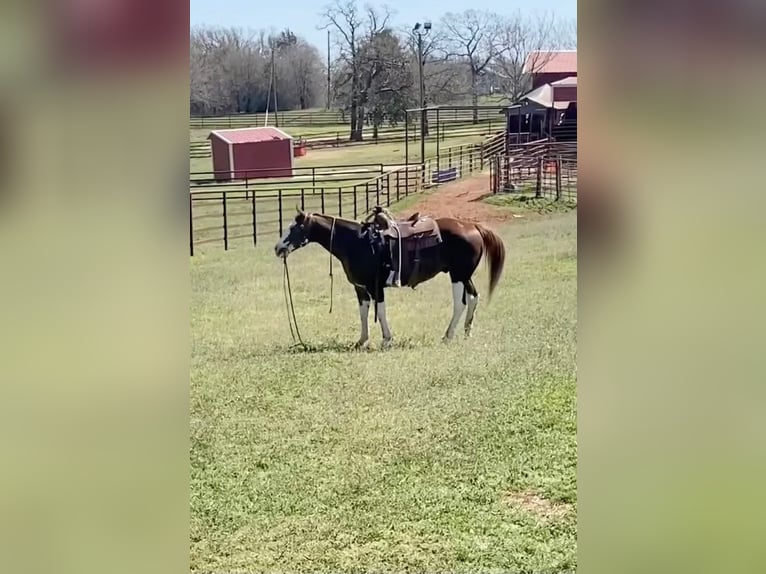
[441,10,504,123]
[189,26,323,115]
[320,0,391,141]
[358,30,413,138]
[491,12,577,103]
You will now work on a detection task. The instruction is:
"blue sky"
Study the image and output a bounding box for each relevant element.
[190,0,577,52]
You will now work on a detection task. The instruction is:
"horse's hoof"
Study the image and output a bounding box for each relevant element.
[381,338,393,350]
[441,335,454,343]
[353,339,369,349]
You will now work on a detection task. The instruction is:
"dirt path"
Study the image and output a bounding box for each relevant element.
[394,174,518,224]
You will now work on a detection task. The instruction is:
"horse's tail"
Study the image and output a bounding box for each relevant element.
[476,224,505,300]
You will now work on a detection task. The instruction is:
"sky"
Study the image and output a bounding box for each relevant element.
[190,0,577,53]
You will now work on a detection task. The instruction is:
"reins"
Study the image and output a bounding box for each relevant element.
[282,258,306,349]
[328,216,336,314]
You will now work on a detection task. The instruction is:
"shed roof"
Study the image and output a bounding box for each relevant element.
[209,127,293,144]
[520,84,571,110]
[551,76,578,87]
[523,50,577,75]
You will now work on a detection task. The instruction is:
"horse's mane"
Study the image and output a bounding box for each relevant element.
[308,212,363,227]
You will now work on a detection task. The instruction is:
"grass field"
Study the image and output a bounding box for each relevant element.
[190,209,577,572]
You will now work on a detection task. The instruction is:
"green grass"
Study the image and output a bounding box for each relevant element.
[190,211,577,572]
[485,194,578,214]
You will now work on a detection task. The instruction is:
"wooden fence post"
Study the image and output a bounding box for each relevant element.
[536,158,543,199]
[278,190,283,236]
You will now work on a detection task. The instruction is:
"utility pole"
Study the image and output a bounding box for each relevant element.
[326,30,331,110]
[413,22,431,176]
[272,47,279,128]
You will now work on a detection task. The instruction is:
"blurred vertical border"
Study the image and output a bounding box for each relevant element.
[0,2,189,574]
[580,0,766,573]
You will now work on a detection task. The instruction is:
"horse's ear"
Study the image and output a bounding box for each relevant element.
[295,204,301,215]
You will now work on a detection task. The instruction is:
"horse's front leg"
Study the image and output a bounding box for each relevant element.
[354,286,371,349]
[374,286,393,349]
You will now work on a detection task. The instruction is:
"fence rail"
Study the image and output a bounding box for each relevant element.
[489,142,577,202]
[190,107,505,130]
[189,119,503,159]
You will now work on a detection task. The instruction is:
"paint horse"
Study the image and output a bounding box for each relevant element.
[274,208,505,348]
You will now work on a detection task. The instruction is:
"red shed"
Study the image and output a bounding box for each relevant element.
[208,127,294,181]
[524,50,577,90]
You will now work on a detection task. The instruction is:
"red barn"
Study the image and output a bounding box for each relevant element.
[208,127,294,181]
[524,50,577,90]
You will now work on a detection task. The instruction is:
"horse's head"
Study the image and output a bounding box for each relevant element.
[274,208,311,258]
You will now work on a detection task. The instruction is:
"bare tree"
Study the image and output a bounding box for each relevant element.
[398,26,469,134]
[319,0,391,141]
[488,11,575,103]
[441,10,504,122]
[189,26,323,116]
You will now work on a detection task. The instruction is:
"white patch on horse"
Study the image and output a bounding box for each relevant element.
[274,222,296,255]
[465,292,479,336]
[356,300,370,347]
[376,301,392,346]
[443,282,467,341]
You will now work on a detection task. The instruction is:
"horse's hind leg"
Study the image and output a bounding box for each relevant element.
[443,281,467,341]
[463,279,479,337]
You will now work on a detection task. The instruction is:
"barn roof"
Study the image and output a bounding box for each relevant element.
[209,127,293,144]
[523,50,577,74]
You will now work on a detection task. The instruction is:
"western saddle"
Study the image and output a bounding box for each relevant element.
[365,207,442,287]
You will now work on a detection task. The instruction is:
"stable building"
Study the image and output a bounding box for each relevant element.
[208,127,294,181]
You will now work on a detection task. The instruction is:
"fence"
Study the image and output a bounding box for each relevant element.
[189,118,503,159]
[190,107,505,130]
[189,139,502,255]
[489,142,577,202]
[190,163,387,191]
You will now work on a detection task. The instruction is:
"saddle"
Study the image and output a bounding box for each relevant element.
[366,207,442,287]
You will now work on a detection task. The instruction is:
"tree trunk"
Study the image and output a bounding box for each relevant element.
[351,105,364,141]
[471,72,479,124]
[350,98,358,140]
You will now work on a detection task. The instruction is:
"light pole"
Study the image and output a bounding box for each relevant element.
[413,21,431,175]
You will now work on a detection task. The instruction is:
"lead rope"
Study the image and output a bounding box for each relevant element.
[282,258,306,349]
[328,216,336,314]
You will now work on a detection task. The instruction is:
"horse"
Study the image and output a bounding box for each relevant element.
[274,208,505,348]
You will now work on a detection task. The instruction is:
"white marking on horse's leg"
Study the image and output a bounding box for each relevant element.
[443,282,467,341]
[464,293,480,337]
[376,301,393,347]
[355,300,370,347]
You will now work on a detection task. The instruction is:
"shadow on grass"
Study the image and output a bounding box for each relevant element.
[280,335,434,354]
